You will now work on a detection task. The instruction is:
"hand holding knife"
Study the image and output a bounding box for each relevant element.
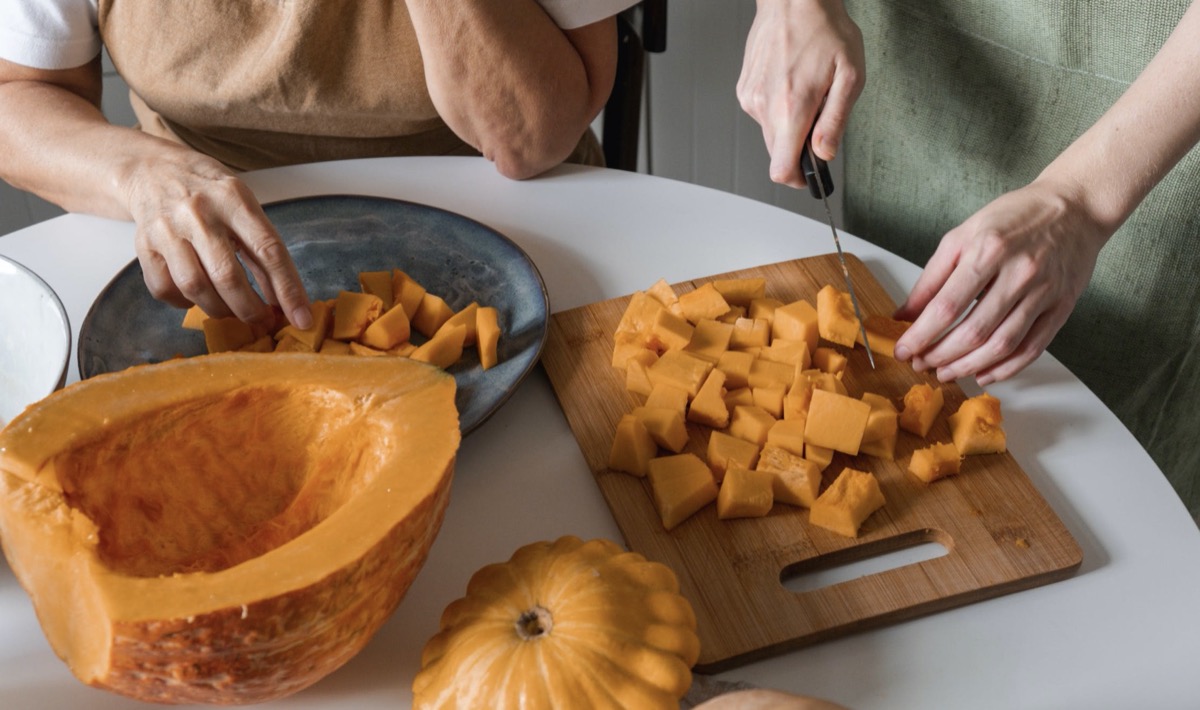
[800,129,876,369]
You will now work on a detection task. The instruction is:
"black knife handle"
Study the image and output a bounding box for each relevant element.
[800,127,834,199]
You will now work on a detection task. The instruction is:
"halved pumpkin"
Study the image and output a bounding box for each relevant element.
[0,352,460,704]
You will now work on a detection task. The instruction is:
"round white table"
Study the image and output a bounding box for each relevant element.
[2,157,1198,709]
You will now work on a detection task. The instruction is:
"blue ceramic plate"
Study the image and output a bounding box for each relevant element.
[79,194,549,434]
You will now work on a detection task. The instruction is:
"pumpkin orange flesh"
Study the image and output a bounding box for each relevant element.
[0,353,460,704]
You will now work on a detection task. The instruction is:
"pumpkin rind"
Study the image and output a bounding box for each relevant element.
[0,352,460,704]
[412,536,700,710]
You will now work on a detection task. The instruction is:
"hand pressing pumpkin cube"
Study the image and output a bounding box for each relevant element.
[908,442,963,483]
[647,453,720,530]
[716,465,774,520]
[899,382,945,438]
[274,300,332,350]
[816,284,860,348]
[610,414,658,477]
[949,392,1007,455]
[857,314,912,359]
[810,467,886,538]
[803,388,871,456]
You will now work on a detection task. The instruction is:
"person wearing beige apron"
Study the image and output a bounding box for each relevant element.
[738,0,1200,521]
[0,0,634,331]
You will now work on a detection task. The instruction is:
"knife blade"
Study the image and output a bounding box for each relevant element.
[800,136,876,369]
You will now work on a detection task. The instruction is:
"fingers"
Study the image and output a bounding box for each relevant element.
[225,191,312,329]
[811,55,864,162]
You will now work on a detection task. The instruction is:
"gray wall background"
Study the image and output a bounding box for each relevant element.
[0,2,841,237]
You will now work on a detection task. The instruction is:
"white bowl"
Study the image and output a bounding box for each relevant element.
[0,254,71,428]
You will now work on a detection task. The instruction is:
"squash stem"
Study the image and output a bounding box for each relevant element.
[516,605,553,640]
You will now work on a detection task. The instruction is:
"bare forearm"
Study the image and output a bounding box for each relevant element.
[0,73,184,221]
[404,1,615,178]
[1039,1,1200,234]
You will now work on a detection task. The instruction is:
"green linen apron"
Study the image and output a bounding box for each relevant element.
[842,0,1200,518]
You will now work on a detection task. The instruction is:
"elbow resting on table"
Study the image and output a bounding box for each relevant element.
[481,132,584,181]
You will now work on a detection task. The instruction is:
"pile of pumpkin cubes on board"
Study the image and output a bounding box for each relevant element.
[607,276,1007,537]
[182,269,500,371]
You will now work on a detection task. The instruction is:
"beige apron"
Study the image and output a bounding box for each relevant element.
[97,0,602,172]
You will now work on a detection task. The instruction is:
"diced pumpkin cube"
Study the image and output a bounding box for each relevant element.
[747,297,785,324]
[717,305,747,324]
[646,277,679,308]
[711,277,766,307]
[332,290,384,341]
[783,378,814,421]
[716,465,774,520]
[758,338,811,369]
[684,318,734,362]
[203,317,256,354]
[804,388,871,456]
[723,386,754,410]
[706,430,761,483]
[816,284,860,348]
[239,335,274,353]
[411,293,455,339]
[676,282,731,323]
[616,291,666,339]
[275,333,317,353]
[388,342,418,357]
[318,339,352,355]
[625,355,657,397]
[812,346,848,375]
[181,304,209,330]
[747,358,793,389]
[861,392,899,443]
[645,382,689,416]
[477,306,501,370]
[773,299,819,354]
[804,369,849,397]
[358,270,395,311]
[411,323,467,369]
[949,393,1007,455]
[647,453,719,531]
[612,334,654,370]
[275,300,332,350]
[439,302,480,347]
[391,269,427,319]
[715,350,754,389]
[729,405,776,446]
[687,369,730,429]
[810,467,886,538]
[857,314,912,358]
[765,418,806,456]
[647,350,714,399]
[899,383,945,438]
[756,445,821,507]
[752,385,785,419]
[348,341,388,357]
[908,442,963,483]
[649,307,695,352]
[632,406,689,453]
[609,414,657,477]
[729,317,770,350]
[805,443,834,472]
[360,302,412,350]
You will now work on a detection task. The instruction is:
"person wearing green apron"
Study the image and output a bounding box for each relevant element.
[738,0,1200,520]
[0,0,634,331]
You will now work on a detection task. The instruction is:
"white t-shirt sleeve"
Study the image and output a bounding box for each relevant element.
[0,0,100,69]
[537,0,641,30]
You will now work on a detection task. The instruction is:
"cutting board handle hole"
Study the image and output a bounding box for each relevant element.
[779,530,951,594]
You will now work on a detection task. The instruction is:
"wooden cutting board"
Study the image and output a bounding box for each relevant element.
[541,253,1082,673]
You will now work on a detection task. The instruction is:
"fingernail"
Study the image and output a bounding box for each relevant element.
[977,375,993,387]
[821,137,838,159]
[291,306,313,330]
[894,344,911,361]
[937,368,956,383]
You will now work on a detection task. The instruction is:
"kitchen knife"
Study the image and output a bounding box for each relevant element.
[800,135,876,369]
